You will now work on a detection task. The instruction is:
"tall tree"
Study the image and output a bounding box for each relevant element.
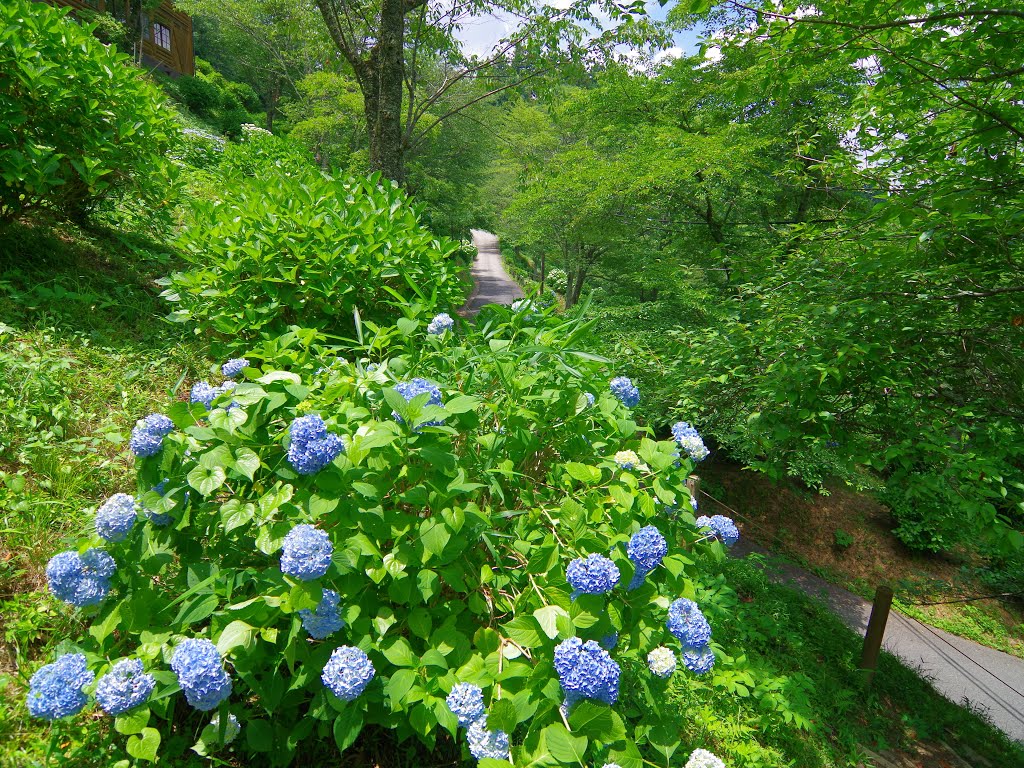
[312,0,661,182]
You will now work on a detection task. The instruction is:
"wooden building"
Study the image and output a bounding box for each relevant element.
[44,0,195,77]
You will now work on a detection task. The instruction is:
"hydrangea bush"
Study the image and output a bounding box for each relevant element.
[30,307,738,766]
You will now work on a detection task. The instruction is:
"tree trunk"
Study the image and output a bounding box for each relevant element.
[367,0,406,183]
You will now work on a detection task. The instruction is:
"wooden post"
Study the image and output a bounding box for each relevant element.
[859,585,893,686]
[686,475,700,506]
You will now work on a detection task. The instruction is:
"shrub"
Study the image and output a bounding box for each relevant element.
[227,81,262,113]
[173,75,222,118]
[161,134,466,351]
[28,309,742,766]
[0,0,177,222]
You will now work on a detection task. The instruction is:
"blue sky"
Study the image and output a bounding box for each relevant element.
[456,0,703,59]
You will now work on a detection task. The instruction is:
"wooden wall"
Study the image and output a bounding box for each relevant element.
[42,0,194,77]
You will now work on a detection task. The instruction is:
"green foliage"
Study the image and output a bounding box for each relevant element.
[162,132,466,352]
[174,75,223,118]
[51,308,732,766]
[832,529,853,552]
[0,0,177,222]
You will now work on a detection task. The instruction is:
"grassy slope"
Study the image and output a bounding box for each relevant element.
[0,216,210,766]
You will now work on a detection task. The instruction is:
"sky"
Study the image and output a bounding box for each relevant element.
[455,0,703,61]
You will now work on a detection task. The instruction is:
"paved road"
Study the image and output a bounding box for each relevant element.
[461,230,524,316]
[732,538,1024,744]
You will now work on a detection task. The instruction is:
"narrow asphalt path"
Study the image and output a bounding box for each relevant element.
[731,538,1024,744]
[461,229,523,316]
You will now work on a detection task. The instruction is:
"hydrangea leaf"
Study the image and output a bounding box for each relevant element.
[216,620,256,655]
[486,698,518,734]
[186,464,226,497]
[125,726,161,763]
[332,706,364,753]
[533,605,569,640]
[544,723,588,765]
[233,447,261,480]
[384,668,417,708]
[382,636,416,668]
[564,462,602,484]
[568,700,626,744]
[114,705,150,735]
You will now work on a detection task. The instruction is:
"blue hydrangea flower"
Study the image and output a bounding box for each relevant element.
[609,376,639,408]
[95,493,138,542]
[446,682,485,728]
[695,515,740,548]
[671,422,710,462]
[46,548,116,607]
[599,632,618,650]
[95,658,155,715]
[667,598,712,648]
[129,413,174,457]
[691,494,699,511]
[321,646,375,701]
[427,313,455,335]
[170,638,232,711]
[566,554,619,599]
[467,717,511,761]
[647,646,676,678]
[614,450,641,470]
[685,748,725,768]
[208,712,241,744]
[299,589,344,639]
[553,637,620,708]
[286,415,346,475]
[221,358,249,379]
[26,653,94,720]
[627,525,668,590]
[681,646,716,676]
[392,378,444,430]
[190,381,217,409]
[280,524,333,581]
[141,480,173,527]
[585,392,595,406]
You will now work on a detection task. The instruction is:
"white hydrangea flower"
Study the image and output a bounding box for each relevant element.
[685,748,726,768]
[647,646,677,678]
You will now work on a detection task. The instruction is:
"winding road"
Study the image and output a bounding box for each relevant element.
[461,230,524,316]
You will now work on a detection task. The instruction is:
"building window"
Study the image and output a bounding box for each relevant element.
[153,22,171,50]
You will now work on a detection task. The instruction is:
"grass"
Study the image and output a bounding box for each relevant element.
[0,214,210,766]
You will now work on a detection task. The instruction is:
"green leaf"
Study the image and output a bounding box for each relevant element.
[187,464,226,496]
[487,698,519,734]
[384,669,418,708]
[216,620,256,655]
[444,394,479,414]
[564,462,601,484]
[233,447,261,479]
[114,706,150,735]
[220,499,255,532]
[174,594,219,627]
[503,616,542,648]
[420,519,451,560]
[332,706,364,753]
[544,723,588,765]
[382,636,417,667]
[126,727,161,763]
[533,605,569,640]
[568,700,626,743]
